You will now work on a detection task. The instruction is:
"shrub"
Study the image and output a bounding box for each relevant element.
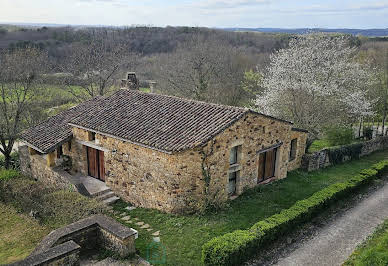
[0,176,107,229]
[364,127,373,140]
[0,169,20,181]
[325,126,354,146]
[202,160,388,266]
[0,152,20,170]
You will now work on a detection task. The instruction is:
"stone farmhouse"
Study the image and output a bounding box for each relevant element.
[20,77,308,213]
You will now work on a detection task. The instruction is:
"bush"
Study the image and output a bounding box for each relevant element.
[0,169,20,181]
[0,152,20,170]
[201,160,388,266]
[364,127,373,140]
[0,176,107,229]
[325,126,354,146]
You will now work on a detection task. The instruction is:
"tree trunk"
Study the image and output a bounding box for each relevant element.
[3,151,11,169]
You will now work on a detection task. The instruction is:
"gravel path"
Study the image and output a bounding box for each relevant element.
[274,180,388,266]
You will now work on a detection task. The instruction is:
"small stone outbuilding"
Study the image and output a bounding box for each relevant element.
[20,89,308,213]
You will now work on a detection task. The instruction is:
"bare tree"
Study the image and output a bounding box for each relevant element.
[0,47,48,168]
[60,39,134,100]
[153,36,255,105]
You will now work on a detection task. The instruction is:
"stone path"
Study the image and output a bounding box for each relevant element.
[274,181,388,266]
[114,206,161,242]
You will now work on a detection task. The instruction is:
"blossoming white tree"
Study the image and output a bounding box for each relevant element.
[256,33,375,142]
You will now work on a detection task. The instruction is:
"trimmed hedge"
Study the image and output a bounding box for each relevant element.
[202,160,388,266]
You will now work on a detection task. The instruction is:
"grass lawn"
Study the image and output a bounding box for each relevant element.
[344,220,388,266]
[308,139,332,152]
[0,203,49,264]
[112,149,388,266]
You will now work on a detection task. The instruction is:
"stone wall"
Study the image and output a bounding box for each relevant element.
[19,145,76,190]
[287,130,308,171]
[201,112,298,200]
[70,113,308,213]
[302,136,388,172]
[11,241,80,266]
[72,127,202,212]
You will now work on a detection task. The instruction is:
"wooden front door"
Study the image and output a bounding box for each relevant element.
[257,148,277,183]
[87,147,105,182]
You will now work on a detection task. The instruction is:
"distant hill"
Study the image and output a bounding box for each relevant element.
[224,28,388,37]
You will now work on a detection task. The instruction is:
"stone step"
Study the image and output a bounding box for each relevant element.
[90,188,112,198]
[102,196,120,205]
[96,190,115,201]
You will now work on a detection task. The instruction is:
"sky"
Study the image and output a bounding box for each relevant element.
[1,0,388,29]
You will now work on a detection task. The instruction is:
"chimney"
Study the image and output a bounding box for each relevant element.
[121,72,139,90]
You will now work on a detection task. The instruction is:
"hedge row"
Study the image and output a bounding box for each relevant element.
[202,160,388,266]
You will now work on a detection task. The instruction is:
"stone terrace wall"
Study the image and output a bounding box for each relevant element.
[302,136,388,172]
[13,215,137,266]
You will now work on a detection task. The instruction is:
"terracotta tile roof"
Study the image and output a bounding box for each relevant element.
[22,89,293,154]
[21,97,104,153]
[69,89,250,152]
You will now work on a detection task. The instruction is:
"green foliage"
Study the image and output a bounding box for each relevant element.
[241,70,263,106]
[328,143,364,165]
[0,176,107,229]
[0,152,20,170]
[109,150,388,266]
[364,127,373,140]
[308,139,332,153]
[0,169,20,181]
[325,126,354,146]
[345,220,388,266]
[201,160,388,266]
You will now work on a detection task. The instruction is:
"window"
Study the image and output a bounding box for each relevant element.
[88,132,96,141]
[229,145,241,165]
[57,145,63,159]
[289,138,298,161]
[228,171,239,196]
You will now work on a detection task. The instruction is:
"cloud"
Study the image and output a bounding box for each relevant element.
[190,0,271,9]
[277,2,388,15]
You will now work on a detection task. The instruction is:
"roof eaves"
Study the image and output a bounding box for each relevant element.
[292,127,309,133]
[68,122,173,155]
[248,110,293,125]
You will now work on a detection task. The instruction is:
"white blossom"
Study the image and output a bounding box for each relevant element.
[256,33,375,136]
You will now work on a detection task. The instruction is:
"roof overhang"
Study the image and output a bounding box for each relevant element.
[68,123,173,155]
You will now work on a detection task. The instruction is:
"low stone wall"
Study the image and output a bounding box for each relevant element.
[11,241,80,266]
[19,145,76,190]
[13,215,137,266]
[302,136,388,172]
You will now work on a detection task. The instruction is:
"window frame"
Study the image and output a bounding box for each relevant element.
[229,145,241,165]
[289,138,298,161]
[228,170,239,196]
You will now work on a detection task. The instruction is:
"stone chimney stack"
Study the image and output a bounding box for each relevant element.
[121,72,139,90]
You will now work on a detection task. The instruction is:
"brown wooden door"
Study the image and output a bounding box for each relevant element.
[87,147,98,179]
[98,150,105,181]
[257,153,266,183]
[87,147,105,181]
[264,149,276,179]
[257,148,277,183]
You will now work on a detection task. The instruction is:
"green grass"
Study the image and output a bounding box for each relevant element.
[112,149,388,266]
[309,139,332,152]
[0,203,49,264]
[345,220,388,266]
